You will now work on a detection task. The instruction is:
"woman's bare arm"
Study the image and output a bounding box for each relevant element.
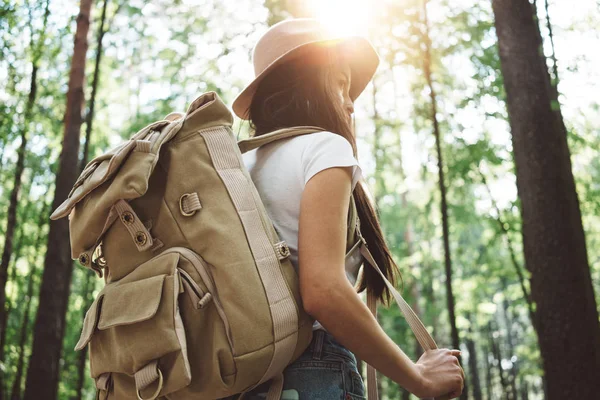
[298,166,424,394]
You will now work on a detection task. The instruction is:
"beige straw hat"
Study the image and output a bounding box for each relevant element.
[232,18,380,119]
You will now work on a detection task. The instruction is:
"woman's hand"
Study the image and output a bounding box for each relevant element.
[412,349,465,399]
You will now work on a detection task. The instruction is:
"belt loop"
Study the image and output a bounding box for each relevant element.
[312,330,325,360]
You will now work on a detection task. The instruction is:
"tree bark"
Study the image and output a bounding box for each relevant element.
[23,0,93,398]
[421,3,464,396]
[492,0,600,397]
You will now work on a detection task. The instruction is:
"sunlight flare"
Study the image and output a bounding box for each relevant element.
[308,0,373,36]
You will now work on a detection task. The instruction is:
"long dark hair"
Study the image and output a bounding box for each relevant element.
[247,47,402,304]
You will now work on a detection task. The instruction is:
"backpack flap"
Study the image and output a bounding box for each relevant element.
[49,92,234,271]
[50,121,176,269]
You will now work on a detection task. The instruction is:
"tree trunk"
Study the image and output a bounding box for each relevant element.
[465,316,482,400]
[542,0,560,96]
[73,272,94,400]
[0,52,38,374]
[0,8,50,393]
[80,0,109,173]
[499,292,518,400]
[10,202,50,400]
[519,379,529,400]
[371,77,386,207]
[488,321,507,400]
[73,2,110,398]
[421,2,464,395]
[0,181,35,363]
[483,346,493,400]
[478,170,536,330]
[491,0,600,397]
[23,1,93,398]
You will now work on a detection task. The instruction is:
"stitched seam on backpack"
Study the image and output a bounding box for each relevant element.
[233,327,303,357]
[161,196,189,243]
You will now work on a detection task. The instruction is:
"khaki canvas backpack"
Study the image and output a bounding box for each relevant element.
[51,91,441,400]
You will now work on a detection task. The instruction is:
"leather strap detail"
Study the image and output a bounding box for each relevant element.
[114,199,153,252]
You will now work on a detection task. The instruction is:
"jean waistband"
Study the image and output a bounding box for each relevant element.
[308,329,357,365]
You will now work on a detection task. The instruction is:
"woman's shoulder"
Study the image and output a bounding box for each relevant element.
[292,131,354,154]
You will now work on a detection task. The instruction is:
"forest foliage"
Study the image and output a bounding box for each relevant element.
[0,0,599,399]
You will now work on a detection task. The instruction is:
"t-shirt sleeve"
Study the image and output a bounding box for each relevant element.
[302,131,363,191]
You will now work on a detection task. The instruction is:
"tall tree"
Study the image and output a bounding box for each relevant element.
[464,313,482,400]
[23,0,94,398]
[73,1,113,397]
[491,0,600,397]
[421,1,464,394]
[0,3,50,384]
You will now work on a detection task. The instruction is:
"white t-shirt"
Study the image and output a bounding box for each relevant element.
[242,130,364,286]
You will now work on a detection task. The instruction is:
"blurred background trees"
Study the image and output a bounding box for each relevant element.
[0,0,599,399]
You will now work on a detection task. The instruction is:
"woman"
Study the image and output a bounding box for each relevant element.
[231,18,464,399]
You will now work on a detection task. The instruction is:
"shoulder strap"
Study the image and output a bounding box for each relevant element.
[237,126,325,154]
[354,220,442,400]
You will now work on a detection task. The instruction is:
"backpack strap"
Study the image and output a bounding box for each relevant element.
[239,127,359,256]
[357,224,442,400]
[237,126,326,154]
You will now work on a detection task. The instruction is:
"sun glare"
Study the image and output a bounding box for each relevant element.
[308,0,373,36]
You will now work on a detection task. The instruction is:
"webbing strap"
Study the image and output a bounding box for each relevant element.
[359,233,438,400]
[201,127,298,391]
[135,360,160,391]
[265,373,284,400]
[366,289,379,400]
[237,126,325,154]
[360,240,437,351]
[95,373,111,391]
[179,192,202,216]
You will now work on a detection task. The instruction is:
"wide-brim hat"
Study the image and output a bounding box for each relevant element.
[232,18,380,120]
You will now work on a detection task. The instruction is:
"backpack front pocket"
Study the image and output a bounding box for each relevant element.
[76,252,192,399]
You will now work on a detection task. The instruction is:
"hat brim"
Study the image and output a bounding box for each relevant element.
[232,36,380,120]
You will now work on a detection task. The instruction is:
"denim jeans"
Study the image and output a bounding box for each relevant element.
[224,329,366,400]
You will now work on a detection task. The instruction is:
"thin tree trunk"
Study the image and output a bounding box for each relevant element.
[421,3,464,396]
[483,346,493,400]
[488,321,507,399]
[543,0,559,94]
[9,202,50,400]
[478,170,536,329]
[0,4,51,384]
[371,77,386,207]
[465,314,482,400]
[73,272,94,400]
[498,289,518,400]
[80,0,109,173]
[519,378,529,400]
[0,181,35,365]
[492,0,600,397]
[23,0,93,398]
[72,2,110,398]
